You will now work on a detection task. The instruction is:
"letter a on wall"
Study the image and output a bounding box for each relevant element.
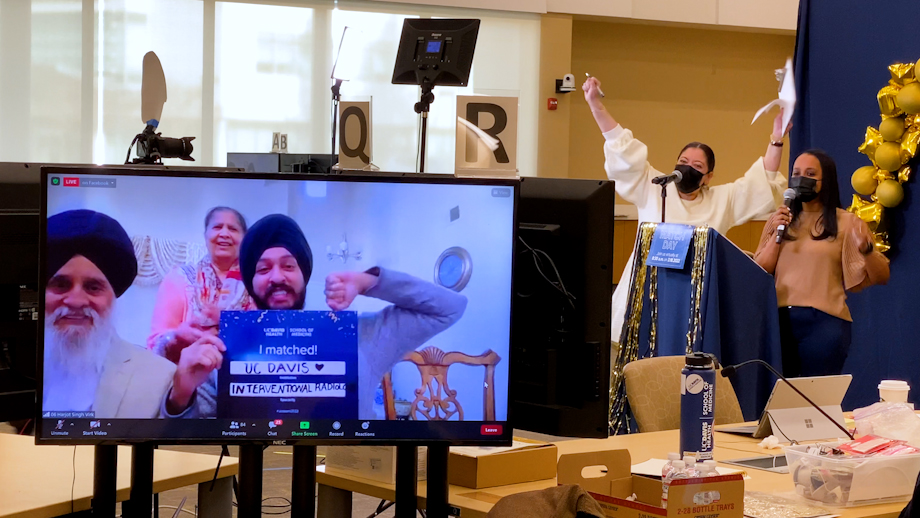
[338,101,372,170]
[455,96,518,176]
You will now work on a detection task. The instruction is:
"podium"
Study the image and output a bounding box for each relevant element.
[610,224,783,433]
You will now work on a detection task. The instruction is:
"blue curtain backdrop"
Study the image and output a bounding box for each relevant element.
[791,1,920,409]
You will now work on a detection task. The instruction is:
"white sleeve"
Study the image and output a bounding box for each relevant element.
[602,125,661,209]
[724,157,787,225]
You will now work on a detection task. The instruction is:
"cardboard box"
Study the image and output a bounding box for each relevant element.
[557,450,744,518]
[449,438,558,489]
[324,446,428,484]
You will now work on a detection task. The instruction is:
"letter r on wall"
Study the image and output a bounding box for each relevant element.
[465,103,509,164]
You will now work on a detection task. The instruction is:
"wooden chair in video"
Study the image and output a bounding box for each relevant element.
[382,347,501,421]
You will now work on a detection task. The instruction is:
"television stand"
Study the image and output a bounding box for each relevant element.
[427,443,450,518]
[394,443,451,518]
[291,445,317,517]
[122,443,155,518]
[92,445,117,517]
[237,445,263,518]
[395,445,418,518]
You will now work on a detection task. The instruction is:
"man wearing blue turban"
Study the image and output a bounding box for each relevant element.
[164,214,468,419]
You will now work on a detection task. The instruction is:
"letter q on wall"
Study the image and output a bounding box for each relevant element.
[338,101,373,170]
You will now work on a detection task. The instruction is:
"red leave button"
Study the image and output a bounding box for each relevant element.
[481,424,502,435]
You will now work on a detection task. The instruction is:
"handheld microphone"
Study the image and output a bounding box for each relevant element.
[721,358,854,440]
[775,188,797,244]
[651,170,683,186]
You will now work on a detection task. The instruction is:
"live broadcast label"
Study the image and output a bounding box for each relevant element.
[217,310,358,419]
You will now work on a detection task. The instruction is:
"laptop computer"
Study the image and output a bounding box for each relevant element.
[718,374,852,441]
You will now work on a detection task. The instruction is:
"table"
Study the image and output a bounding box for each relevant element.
[316,430,910,518]
[0,434,238,518]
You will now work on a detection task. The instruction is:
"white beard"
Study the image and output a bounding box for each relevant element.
[42,305,116,412]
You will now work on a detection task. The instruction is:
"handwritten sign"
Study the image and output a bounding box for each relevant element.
[646,223,694,269]
[217,310,358,419]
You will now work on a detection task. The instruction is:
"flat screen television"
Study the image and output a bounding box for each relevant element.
[511,177,614,438]
[37,166,516,445]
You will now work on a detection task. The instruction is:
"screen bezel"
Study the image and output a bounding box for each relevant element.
[36,165,518,446]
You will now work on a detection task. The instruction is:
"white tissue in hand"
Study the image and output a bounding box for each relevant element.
[752,57,795,129]
[758,435,782,449]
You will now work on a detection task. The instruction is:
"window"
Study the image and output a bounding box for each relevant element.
[0,0,540,175]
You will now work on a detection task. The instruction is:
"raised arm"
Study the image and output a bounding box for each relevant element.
[763,110,792,173]
[583,77,660,207]
[330,268,468,381]
[584,77,618,133]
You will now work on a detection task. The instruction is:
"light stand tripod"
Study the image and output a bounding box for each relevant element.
[414,79,435,173]
[331,78,344,158]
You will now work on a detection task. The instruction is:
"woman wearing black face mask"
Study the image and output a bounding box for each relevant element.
[754,150,890,377]
[583,77,790,341]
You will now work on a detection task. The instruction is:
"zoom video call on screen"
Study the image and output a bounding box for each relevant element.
[38,169,515,444]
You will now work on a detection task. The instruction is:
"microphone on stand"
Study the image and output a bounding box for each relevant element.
[720,358,854,440]
[651,170,683,186]
[775,188,797,244]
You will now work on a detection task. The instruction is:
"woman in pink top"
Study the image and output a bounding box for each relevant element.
[148,206,254,363]
[754,150,889,377]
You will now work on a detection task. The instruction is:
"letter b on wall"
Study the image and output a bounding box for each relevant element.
[455,96,518,174]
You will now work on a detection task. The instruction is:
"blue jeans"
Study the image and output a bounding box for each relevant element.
[778,306,852,377]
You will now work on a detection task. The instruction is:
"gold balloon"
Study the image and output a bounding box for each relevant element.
[877,179,905,207]
[879,85,904,117]
[872,231,891,253]
[859,126,884,162]
[848,194,884,232]
[899,165,913,183]
[916,60,920,83]
[890,63,916,85]
[898,83,920,114]
[875,142,903,171]
[852,166,879,195]
[880,117,907,141]
[874,169,896,181]
[902,125,920,157]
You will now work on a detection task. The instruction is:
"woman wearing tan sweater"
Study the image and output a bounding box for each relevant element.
[755,150,890,377]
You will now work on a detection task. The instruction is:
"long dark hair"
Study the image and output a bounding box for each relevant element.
[787,149,840,241]
[678,142,716,173]
[205,206,248,233]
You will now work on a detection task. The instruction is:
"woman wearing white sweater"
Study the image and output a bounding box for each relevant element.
[583,77,790,342]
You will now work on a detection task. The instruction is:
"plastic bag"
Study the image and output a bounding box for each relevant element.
[853,402,920,446]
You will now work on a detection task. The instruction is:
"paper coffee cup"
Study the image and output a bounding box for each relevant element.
[878,380,910,403]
